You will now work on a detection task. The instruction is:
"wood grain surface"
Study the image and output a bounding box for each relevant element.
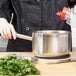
[0,52,76,76]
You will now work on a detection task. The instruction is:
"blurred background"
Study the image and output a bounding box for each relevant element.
[0,36,8,52]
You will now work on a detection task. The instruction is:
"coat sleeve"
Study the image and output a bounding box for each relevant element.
[0,0,12,22]
[68,0,76,8]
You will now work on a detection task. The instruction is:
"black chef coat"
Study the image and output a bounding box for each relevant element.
[0,0,76,52]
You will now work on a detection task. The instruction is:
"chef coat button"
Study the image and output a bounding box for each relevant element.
[26,26,30,31]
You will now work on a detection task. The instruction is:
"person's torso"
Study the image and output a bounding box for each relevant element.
[11,0,71,35]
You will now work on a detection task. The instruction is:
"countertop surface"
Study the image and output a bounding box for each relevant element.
[0,52,76,76]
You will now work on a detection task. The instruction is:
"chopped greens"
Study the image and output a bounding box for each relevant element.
[0,54,40,76]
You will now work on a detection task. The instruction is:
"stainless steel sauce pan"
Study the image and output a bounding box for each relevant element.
[16,30,71,58]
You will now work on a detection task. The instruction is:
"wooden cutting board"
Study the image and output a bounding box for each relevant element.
[0,52,76,76]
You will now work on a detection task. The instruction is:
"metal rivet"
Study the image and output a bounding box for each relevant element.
[37,0,40,1]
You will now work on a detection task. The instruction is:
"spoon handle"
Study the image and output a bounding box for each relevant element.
[16,33,32,41]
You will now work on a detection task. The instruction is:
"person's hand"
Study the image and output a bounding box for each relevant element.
[0,18,16,39]
[74,5,76,15]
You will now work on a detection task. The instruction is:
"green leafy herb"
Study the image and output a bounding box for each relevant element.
[0,54,40,76]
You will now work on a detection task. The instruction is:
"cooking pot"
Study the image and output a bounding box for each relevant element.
[16,30,71,58]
